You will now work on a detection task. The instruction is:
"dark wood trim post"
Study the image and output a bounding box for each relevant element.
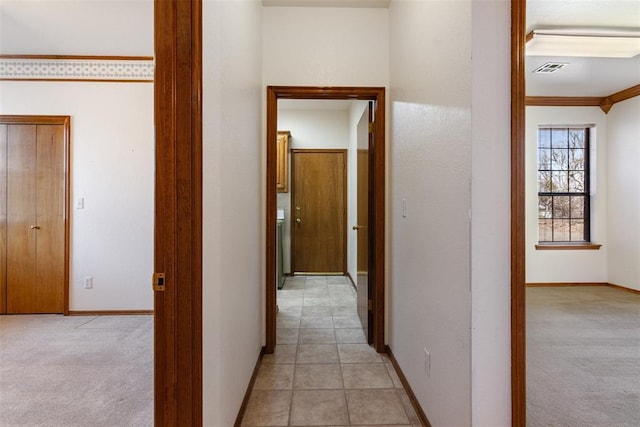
[154,0,203,425]
[511,0,526,425]
[265,87,278,354]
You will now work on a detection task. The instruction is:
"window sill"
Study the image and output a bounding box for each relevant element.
[535,243,602,250]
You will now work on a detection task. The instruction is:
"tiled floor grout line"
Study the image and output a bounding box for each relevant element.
[394,386,412,425]
[287,354,295,426]
[336,334,354,426]
[287,276,306,426]
[264,274,414,427]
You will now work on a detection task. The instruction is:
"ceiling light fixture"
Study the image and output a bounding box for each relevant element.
[526,27,640,58]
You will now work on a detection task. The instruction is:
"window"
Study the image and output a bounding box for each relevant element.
[537,127,591,243]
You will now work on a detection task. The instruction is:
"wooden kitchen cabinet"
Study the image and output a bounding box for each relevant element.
[277,131,290,193]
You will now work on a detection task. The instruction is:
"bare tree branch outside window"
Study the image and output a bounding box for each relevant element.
[537,127,591,243]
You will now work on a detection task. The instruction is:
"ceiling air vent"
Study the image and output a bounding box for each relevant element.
[534,62,568,73]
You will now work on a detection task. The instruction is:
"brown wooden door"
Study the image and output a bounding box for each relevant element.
[4,121,66,313]
[356,102,373,342]
[291,150,346,273]
[356,148,370,341]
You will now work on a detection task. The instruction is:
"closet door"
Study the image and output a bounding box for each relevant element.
[6,123,65,313]
[35,124,65,312]
[7,125,38,312]
[0,125,6,313]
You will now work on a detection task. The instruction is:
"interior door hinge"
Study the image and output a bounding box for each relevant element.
[368,122,374,134]
[368,299,373,311]
[152,273,166,292]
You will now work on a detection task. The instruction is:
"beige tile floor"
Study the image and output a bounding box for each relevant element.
[241,275,422,427]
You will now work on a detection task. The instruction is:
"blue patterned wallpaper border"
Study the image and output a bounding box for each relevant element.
[0,58,154,82]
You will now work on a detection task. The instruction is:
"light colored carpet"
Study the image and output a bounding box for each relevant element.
[527,286,640,427]
[0,315,153,427]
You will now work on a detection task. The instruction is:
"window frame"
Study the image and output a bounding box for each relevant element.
[536,126,592,245]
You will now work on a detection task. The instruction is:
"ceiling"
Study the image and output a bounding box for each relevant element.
[263,0,389,7]
[526,0,640,97]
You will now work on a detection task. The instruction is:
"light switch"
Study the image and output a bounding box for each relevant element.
[401,198,407,218]
[76,197,84,209]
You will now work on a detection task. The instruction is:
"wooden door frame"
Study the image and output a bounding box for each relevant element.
[266,86,386,354]
[154,0,202,425]
[290,148,348,275]
[511,0,527,425]
[0,115,70,315]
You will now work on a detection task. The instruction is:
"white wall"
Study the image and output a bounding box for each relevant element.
[278,109,351,150]
[389,1,472,425]
[470,1,511,425]
[0,82,154,311]
[202,1,264,425]
[262,7,389,87]
[0,0,153,56]
[607,97,640,291]
[277,108,351,273]
[525,107,608,283]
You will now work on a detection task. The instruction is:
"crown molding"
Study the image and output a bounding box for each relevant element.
[526,83,640,113]
[600,84,640,113]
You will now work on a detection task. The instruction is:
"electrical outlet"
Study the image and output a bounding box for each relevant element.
[424,347,431,376]
[83,277,93,289]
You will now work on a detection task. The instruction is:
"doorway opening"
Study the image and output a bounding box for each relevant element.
[266,86,386,354]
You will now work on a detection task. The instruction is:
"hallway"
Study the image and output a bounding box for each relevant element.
[240,275,421,426]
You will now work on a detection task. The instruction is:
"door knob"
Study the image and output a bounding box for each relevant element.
[296,218,302,224]
[352,225,367,230]
[295,206,301,211]
[30,225,40,230]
